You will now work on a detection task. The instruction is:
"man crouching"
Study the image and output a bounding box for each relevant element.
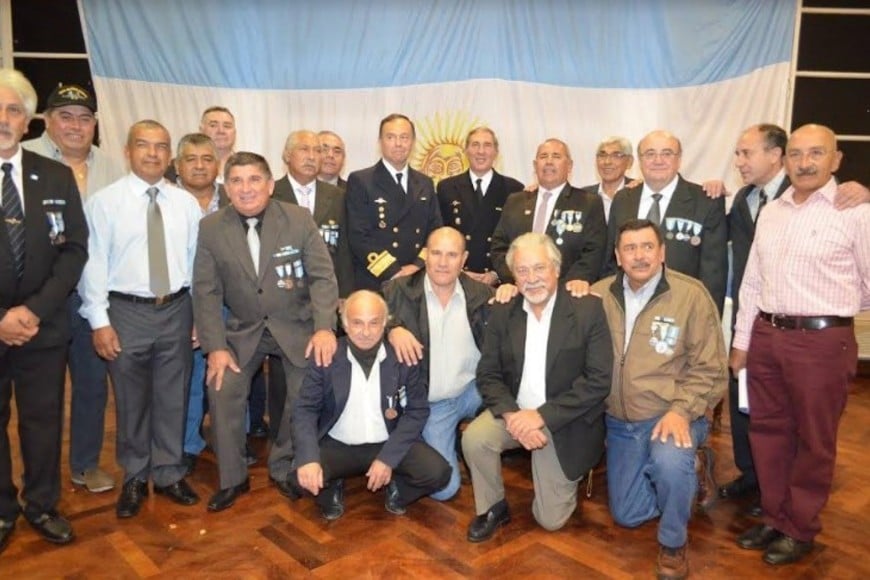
[292,290,450,520]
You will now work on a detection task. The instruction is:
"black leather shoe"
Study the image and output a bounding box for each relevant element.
[763,535,813,565]
[182,453,198,477]
[117,479,149,519]
[270,475,302,500]
[384,481,406,516]
[24,511,74,545]
[245,443,258,466]
[318,479,345,521]
[0,517,17,553]
[718,476,759,499]
[154,479,200,506]
[207,478,250,512]
[747,499,763,518]
[467,499,511,543]
[737,524,783,550]
[249,421,269,439]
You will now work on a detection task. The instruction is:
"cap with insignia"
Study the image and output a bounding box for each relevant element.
[45,84,97,112]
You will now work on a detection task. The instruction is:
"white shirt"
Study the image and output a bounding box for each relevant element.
[286,174,316,212]
[78,173,202,329]
[638,176,679,220]
[597,178,625,222]
[329,345,390,445]
[533,182,567,228]
[623,268,663,353]
[516,293,557,410]
[0,146,25,214]
[382,160,408,192]
[469,169,494,196]
[424,275,480,401]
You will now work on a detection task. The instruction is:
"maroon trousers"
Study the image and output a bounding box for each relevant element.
[747,317,857,542]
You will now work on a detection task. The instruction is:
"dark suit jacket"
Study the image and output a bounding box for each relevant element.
[477,288,613,480]
[728,177,790,326]
[273,176,354,297]
[436,170,524,273]
[605,175,727,314]
[345,162,442,291]
[336,177,347,192]
[193,199,338,369]
[293,338,428,469]
[383,270,494,382]
[0,150,88,354]
[490,185,607,284]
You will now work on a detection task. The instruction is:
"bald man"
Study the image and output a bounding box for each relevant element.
[384,227,494,500]
[731,124,870,566]
[292,290,450,520]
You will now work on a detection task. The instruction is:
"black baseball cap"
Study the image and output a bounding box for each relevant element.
[46,84,97,112]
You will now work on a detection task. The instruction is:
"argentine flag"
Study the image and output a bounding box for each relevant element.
[81,0,796,192]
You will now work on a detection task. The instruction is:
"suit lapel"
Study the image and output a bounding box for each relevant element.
[508,302,527,380]
[379,352,399,416]
[735,186,755,233]
[774,177,790,200]
[332,349,353,416]
[522,191,537,232]
[313,181,333,224]
[546,292,573,376]
[280,175,299,205]
[663,177,694,220]
[258,202,283,283]
[21,152,46,275]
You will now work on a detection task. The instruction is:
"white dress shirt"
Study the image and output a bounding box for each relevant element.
[78,173,202,329]
[469,169,494,196]
[329,344,390,445]
[533,182,567,229]
[424,276,480,401]
[516,293,557,410]
[638,176,679,220]
[382,160,409,192]
[597,178,625,222]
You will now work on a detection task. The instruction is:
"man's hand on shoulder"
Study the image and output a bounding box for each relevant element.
[388,326,423,365]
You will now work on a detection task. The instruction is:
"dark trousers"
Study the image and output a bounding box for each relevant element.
[747,317,857,542]
[727,371,755,485]
[67,291,110,473]
[315,436,450,511]
[108,294,192,487]
[0,344,67,518]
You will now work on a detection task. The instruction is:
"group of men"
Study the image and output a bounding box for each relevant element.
[0,67,867,580]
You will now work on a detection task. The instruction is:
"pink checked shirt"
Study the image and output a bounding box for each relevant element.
[733,177,870,350]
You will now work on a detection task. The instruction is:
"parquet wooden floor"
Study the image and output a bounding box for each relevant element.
[2,368,868,578]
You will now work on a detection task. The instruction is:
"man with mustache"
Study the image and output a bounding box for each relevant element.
[462,232,612,542]
[22,83,123,496]
[591,219,727,580]
[0,69,88,551]
[436,127,524,285]
[730,124,870,566]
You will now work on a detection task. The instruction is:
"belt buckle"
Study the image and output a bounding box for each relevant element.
[155,294,167,306]
[770,313,784,329]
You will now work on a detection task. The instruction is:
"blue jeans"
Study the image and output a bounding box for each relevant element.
[422,380,482,501]
[183,348,207,455]
[605,414,708,548]
[67,292,110,473]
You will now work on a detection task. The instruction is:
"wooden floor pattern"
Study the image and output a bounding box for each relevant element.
[2,367,869,578]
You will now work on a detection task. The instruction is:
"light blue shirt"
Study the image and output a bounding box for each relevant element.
[79,173,202,329]
[622,268,663,352]
[750,168,786,221]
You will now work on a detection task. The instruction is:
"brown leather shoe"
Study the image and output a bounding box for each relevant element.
[695,445,716,512]
[763,534,813,565]
[656,543,688,580]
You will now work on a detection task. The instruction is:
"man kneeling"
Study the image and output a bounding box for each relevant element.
[292,290,450,520]
[462,233,613,541]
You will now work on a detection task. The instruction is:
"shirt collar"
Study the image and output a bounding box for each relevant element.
[347,342,388,367]
[423,272,465,302]
[128,172,166,196]
[598,178,625,196]
[0,144,24,167]
[382,159,408,179]
[469,169,494,190]
[642,175,679,201]
[38,131,95,164]
[522,290,557,320]
[760,167,786,196]
[622,267,663,299]
[782,176,839,206]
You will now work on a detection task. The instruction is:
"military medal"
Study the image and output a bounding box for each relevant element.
[690,222,702,246]
[385,395,398,419]
[555,216,566,246]
[665,218,676,240]
[379,220,386,229]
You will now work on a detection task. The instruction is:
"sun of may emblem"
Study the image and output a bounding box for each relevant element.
[411,111,481,186]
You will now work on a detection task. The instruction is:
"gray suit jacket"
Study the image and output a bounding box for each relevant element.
[193,200,338,368]
[272,176,354,296]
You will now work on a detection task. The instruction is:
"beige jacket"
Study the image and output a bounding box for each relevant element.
[592,268,727,422]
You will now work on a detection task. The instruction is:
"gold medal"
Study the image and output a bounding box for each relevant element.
[385,408,398,420]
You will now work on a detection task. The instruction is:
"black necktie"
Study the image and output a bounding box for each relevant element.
[647,192,663,225]
[396,172,404,193]
[2,162,26,278]
[473,177,483,209]
[755,188,767,223]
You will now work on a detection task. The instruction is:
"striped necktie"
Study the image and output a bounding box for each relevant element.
[2,162,25,278]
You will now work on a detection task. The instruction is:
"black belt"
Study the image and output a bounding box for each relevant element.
[109,287,189,306]
[759,311,853,331]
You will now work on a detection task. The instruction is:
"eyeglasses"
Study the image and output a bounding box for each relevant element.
[513,263,552,279]
[596,151,628,160]
[640,150,680,161]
